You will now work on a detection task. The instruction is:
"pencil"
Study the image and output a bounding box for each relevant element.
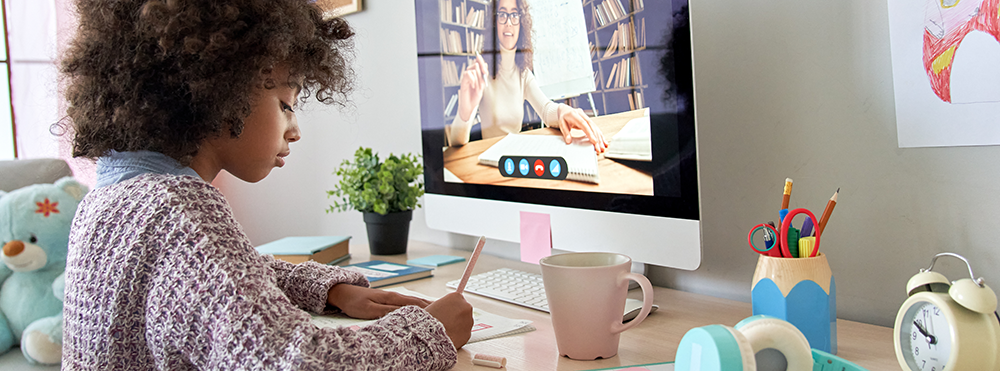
[475,52,488,88]
[781,178,793,210]
[455,236,486,294]
[816,188,838,236]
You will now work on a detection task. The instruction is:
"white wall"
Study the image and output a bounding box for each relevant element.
[216,0,454,251]
[221,0,1000,328]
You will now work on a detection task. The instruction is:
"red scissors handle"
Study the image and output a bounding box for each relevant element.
[779,208,821,258]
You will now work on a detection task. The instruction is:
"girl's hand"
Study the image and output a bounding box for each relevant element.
[326,284,431,320]
[425,292,474,349]
[557,106,608,153]
[456,54,490,122]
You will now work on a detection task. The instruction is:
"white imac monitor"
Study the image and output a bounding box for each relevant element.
[413,0,701,270]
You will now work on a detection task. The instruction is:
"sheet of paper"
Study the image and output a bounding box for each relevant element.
[310,287,534,343]
[520,211,552,264]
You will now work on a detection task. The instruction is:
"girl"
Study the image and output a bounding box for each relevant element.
[60,0,473,370]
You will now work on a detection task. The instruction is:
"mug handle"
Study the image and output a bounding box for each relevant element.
[611,272,654,334]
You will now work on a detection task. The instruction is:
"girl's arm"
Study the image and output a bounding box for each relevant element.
[266,256,368,314]
[147,237,457,370]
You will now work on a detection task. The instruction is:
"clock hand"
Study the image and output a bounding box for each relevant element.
[913,320,937,345]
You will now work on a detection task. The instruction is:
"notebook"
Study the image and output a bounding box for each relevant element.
[477,134,600,184]
[255,236,351,265]
[406,255,466,267]
[310,287,535,343]
[341,260,433,288]
[604,115,652,162]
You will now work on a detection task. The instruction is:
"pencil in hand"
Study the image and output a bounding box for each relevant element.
[816,188,838,236]
[455,236,486,294]
[781,178,793,210]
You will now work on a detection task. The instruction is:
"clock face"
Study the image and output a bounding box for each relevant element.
[900,301,952,370]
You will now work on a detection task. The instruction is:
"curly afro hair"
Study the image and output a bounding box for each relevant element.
[61,0,355,165]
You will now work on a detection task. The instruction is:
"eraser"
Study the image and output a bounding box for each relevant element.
[473,353,506,368]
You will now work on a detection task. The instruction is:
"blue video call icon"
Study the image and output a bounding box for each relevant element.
[498,156,568,180]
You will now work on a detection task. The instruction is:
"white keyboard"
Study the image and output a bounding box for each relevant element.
[446,268,658,321]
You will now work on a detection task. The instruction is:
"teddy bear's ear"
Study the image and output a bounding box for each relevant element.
[55,177,88,202]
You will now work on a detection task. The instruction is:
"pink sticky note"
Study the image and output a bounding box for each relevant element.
[520,211,552,264]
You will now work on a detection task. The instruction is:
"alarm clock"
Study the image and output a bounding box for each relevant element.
[894,252,1000,371]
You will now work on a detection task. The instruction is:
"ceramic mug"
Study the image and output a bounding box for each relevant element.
[540,252,654,360]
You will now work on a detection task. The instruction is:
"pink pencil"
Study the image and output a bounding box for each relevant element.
[455,236,486,294]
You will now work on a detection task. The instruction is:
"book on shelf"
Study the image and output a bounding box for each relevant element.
[477,134,601,184]
[603,29,619,58]
[255,236,351,265]
[594,0,628,27]
[341,260,434,288]
[606,62,618,89]
[439,0,452,22]
[444,93,459,117]
[441,60,464,86]
[466,29,483,54]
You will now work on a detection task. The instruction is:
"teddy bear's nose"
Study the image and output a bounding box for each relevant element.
[3,240,24,257]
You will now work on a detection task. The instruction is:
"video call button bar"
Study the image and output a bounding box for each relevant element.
[498,156,568,180]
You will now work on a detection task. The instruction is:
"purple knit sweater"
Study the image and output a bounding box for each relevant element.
[63,174,457,370]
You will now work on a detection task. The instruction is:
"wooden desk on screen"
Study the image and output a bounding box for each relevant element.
[442,109,654,195]
[350,241,898,371]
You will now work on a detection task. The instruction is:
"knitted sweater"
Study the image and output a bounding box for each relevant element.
[62,174,457,370]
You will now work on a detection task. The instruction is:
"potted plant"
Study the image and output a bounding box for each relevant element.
[327,147,424,255]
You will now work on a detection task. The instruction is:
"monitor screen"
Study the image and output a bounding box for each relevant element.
[414,0,701,269]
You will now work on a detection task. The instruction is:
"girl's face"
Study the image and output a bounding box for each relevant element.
[193,66,301,183]
[497,0,520,51]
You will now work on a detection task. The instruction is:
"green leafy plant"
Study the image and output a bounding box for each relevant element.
[326,147,425,215]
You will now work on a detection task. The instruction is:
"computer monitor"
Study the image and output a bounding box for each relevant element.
[413,0,700,270]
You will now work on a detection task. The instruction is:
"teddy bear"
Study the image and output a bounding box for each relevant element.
[0,176,87,365]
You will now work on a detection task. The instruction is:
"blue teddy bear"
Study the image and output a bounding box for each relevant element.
[0,177,87,365]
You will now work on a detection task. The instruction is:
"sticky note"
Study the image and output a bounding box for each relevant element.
[519,211,552,264]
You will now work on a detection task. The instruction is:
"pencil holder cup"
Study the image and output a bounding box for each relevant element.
[751,253,837,354]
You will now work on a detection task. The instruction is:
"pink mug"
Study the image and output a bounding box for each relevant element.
[540,252,654,360]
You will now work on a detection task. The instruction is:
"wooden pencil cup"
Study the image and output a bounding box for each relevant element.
[751,253,837,354]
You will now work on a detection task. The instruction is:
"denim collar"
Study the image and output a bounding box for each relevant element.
[96,151,201,188]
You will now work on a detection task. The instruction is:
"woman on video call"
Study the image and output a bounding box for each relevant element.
[448,0,608,153]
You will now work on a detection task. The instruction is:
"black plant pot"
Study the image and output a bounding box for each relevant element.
[362,210,412,255]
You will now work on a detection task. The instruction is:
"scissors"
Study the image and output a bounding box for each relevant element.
[746,223,780,256]
[779,208,821,258]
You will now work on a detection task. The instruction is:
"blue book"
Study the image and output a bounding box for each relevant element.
[342,260,433,288]
[255,236,351,265]
[407,255,466,267]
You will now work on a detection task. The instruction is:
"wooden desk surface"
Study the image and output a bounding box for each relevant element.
[351,241,898,371]
[442,109,654,195]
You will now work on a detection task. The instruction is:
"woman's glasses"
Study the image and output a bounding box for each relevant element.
[496,11,521,25]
